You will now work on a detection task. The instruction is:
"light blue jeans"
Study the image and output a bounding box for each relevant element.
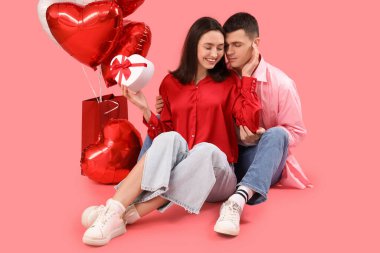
[137,127,289,206]
[235,127,289,205]
[119,131,237,214]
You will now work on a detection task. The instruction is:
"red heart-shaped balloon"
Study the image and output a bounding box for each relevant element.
[81,119,142,184]
[116,0,144,17]
[46,2,123,69]
[101,20,152,87]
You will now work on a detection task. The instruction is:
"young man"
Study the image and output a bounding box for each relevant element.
[212,12,311,236]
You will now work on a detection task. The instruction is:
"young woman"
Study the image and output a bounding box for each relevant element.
[82,17,261,246]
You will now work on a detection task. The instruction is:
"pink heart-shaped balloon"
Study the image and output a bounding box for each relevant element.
[81,119,142,184]
[46,1,123,69]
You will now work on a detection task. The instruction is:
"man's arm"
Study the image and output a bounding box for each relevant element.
[155,95,164,114]
[277,80,307,147]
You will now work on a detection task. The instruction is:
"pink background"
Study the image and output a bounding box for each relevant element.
[1,0,379,252]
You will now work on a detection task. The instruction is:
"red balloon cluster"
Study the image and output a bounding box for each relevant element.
[81,119,142,184]
[43,1,148,184]
[46,0,151,86]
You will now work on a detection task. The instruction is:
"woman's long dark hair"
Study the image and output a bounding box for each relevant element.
[170,17,230,84]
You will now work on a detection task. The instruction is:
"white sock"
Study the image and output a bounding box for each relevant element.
[107,198,126,214]
[228,185,254,211]
[124,205,141,224]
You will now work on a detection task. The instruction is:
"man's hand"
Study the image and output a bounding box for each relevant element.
[239,126,266,145]
[241,42,260,77]
[155,95,164,114]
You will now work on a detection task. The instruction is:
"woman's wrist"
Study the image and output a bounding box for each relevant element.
[142,108,152,122]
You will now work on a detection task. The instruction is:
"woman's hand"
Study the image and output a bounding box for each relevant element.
[239,126,266,145]
[241,42,260,77]
[121,85,151,121]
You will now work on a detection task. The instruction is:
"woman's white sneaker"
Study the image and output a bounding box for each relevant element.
[81,205,105,228]
[82,199,126,246]
[81,204,139,228]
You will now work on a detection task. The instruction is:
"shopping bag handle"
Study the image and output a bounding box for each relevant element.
[103,100,119,115]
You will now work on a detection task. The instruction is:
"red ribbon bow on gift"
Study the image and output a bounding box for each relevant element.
[110,56,148,86]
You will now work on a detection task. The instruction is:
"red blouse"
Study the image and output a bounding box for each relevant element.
[144,73,261,163]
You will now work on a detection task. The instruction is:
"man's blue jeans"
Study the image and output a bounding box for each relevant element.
[235,127,289,205]
[137,127,289,206]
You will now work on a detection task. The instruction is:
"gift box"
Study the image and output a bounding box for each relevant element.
[110,54,154,92]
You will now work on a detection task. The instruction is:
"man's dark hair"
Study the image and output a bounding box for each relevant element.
[223,12,259,38]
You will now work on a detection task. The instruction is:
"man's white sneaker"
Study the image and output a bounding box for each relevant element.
[213,200,242,236]
[82,200,126,246]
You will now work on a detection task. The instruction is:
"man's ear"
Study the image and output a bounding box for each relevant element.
[254,37,260,47]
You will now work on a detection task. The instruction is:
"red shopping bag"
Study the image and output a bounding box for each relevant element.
[81,94,128,152]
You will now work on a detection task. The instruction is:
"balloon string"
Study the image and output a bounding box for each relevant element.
[95,68,119,114]
[82,65,99,103]
[97,68,103,102]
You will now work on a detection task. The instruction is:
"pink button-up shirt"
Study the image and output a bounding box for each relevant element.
[247,57,312,189]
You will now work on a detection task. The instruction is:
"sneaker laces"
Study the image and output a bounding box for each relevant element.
[92,206,118,229]
[219,201,241,224]
[94,205,105,215]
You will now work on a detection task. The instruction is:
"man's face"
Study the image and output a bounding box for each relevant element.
[225,29,258,71]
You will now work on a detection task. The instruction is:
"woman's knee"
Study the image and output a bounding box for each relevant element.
[153,131,183,143]
[193,142,219,153]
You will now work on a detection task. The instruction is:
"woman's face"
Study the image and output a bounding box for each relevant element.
[197,30,225,71]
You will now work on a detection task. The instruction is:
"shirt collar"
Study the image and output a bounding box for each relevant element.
[252,56,268,83]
